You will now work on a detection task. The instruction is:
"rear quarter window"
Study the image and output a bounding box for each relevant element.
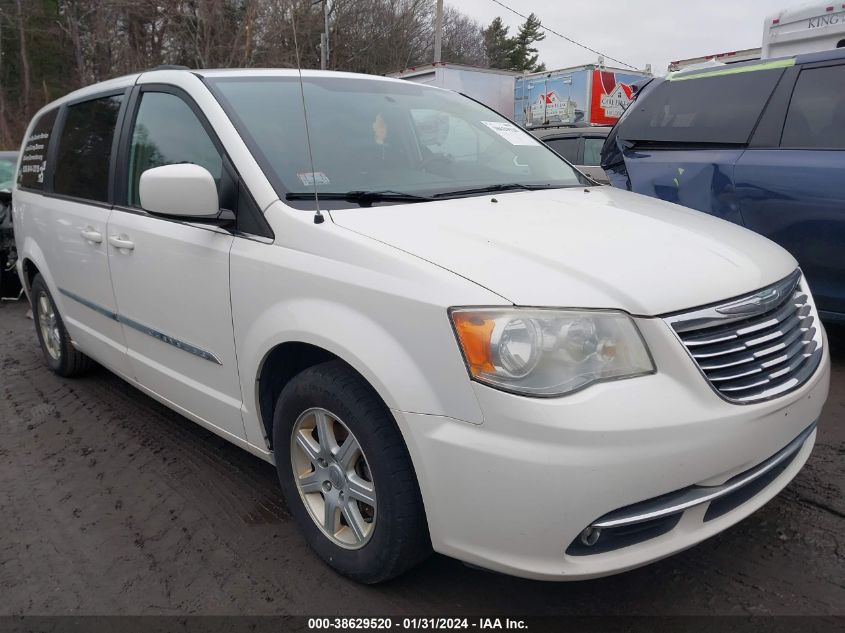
[618,68,785,145]
[18,108,58,191]
[54,94,123,202]
[781,64,845,149]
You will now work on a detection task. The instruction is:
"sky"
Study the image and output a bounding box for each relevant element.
[453,0,798,75]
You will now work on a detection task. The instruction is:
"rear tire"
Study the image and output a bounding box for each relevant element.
[31,274,93,377]
[273,360,431,583]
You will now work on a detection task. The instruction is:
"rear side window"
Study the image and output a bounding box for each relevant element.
[618,69,784,145]
[546,137,579,162]
[781,65,845,149]
[583,138,605,166]
[54,94,124,202]
[18,109,58,191]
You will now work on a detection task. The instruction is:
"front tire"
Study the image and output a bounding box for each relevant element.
[30,274,93,377]
[273,360,431,583]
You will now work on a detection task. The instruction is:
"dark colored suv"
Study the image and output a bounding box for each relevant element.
[602,49,845,322]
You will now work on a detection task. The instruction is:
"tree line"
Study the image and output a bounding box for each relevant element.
[0,0,547,149]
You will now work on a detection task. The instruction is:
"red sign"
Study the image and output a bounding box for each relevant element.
[590,70,635,126]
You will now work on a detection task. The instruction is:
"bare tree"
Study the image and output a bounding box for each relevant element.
[14,0,30,120]
[0,0,492,148]
[0,9,14,148]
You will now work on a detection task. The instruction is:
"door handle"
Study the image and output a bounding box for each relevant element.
[108,234,135,251]
[79,227,103,244]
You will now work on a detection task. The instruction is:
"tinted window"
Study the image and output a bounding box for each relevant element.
[18,109,58,191]
[583,138,605,165]
[546,138,579,162]
[618,68,784,145]
[128,92,223,206]
[781,65,845,149]
[54,95,123,201]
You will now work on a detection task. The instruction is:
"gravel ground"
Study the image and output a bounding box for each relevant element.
[0,298,843,616]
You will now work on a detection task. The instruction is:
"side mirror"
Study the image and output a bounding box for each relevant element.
[139,164,221,219]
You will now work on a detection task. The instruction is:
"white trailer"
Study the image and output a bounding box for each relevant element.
[763,2,845,58]
[387,63,520,119]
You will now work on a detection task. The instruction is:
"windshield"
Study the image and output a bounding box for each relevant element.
[207,76,585,208]
[0,156,16,191]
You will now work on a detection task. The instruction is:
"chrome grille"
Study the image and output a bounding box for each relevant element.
[664,270,823,404]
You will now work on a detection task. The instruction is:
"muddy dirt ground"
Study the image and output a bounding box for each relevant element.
[1,298,843,616]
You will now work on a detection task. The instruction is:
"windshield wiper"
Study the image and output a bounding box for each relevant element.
[432,183,570,198]
[285,190,433,205]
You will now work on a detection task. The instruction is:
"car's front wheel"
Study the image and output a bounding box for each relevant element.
[273,360,430,583]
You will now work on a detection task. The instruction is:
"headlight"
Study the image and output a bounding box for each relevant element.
[450,308,654,397]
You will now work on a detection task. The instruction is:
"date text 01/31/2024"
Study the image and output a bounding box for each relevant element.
[307,617,528,630]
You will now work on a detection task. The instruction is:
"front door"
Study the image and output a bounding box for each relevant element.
[107,88,245,440]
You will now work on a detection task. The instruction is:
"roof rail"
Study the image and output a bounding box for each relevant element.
[147,64,191,71]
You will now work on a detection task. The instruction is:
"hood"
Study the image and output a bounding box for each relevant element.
[329,187,797,315]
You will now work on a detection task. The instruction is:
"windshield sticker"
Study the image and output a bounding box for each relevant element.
[297,171,330,186]
[481,121,540,146]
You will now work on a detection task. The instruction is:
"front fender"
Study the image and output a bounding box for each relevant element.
[236,294,485,450]
[262,296,450,398]
[231,205,503,450]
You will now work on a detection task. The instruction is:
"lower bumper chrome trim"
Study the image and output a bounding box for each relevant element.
[591,421,816,529]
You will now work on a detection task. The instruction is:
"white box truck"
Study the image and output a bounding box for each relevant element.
[387,63,521,119]
[763,2,845,58]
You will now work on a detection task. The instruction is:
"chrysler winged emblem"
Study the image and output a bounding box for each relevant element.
[716,283,793,316]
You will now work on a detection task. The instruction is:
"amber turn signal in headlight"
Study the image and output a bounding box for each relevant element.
[450,308,655,397]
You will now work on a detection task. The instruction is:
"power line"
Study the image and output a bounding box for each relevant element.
[489,0,639,71]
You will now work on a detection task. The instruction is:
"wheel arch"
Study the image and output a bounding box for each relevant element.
[256,340,339,449]
[21,257,41,294]
[19,237,56,301]
[255,336,421,452]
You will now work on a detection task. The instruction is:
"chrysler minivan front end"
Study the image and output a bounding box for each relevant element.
[395,273,828,579]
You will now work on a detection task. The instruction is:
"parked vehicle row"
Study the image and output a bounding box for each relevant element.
[602,47,845,323]
[12,68,829,583]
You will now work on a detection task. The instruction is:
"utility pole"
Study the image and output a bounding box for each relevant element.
[433,0,443,63]
[320,0,330,70]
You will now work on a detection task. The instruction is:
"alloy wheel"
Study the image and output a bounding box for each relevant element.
[290,407,377,549]
[37,291,61,361]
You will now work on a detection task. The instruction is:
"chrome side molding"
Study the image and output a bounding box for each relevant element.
[58,288,223,365]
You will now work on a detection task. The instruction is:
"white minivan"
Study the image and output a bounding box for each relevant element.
[13,68,830,583]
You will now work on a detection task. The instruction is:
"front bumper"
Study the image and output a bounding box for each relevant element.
[394,318,830,581]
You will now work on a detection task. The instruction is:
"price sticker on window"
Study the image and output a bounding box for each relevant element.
[481,121,540,146]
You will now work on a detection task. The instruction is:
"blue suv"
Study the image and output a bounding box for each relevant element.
[602,49,845,322]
